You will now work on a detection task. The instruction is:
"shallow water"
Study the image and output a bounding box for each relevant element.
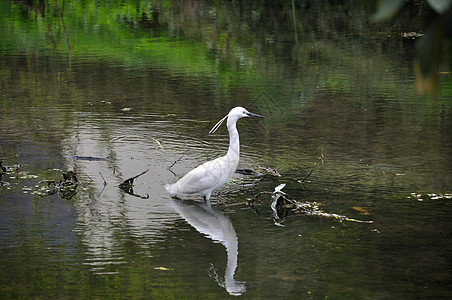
[1,1,452,298]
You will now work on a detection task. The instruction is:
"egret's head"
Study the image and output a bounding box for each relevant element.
[209,106,265,134]
[228,106,266,119]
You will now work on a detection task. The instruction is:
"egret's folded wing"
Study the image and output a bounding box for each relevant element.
[167,158,227,195]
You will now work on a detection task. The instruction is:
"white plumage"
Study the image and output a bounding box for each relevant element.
[166,106,265,202]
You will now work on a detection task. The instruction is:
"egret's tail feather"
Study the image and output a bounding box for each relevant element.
[165,183,175,195]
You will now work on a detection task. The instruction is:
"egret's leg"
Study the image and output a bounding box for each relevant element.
[203,193,212,207]
[204,192,212,202]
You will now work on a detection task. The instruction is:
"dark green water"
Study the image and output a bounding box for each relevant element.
[1,1,451,298]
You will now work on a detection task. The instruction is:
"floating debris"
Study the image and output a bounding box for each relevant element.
[64,155,110,161]
[0,159,28,185]
[154,267,173,271]
[34,171,79,200]
[152,138,163,149]
[401,32,423,39]
[352,207,370,215]
[0,181,10,187]
[409,192,452,201]
[247,184,373,226]
[254,165,281,177]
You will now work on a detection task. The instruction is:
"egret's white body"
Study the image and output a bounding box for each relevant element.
[165,107,265,201]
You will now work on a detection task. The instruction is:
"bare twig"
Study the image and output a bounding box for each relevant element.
[299,148,324,183]
[119,169,149,188]
[82,172,93,182]
[168,150,188,176]
[99,172,107,186]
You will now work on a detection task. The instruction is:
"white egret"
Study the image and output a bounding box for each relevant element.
[165,106,265,202]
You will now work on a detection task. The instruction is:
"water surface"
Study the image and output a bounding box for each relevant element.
[1,1,451,298]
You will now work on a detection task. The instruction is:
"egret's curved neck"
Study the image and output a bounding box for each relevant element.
[226,117,240,161]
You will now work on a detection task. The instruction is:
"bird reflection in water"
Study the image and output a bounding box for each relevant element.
[171,199,246,296]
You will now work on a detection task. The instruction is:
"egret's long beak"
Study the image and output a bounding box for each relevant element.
[246,112,266,118]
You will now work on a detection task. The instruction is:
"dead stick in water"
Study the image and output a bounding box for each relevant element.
[168,150,188,176]
[119,169,150,188]
[99,172,107,186]
[299,148,324,183]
